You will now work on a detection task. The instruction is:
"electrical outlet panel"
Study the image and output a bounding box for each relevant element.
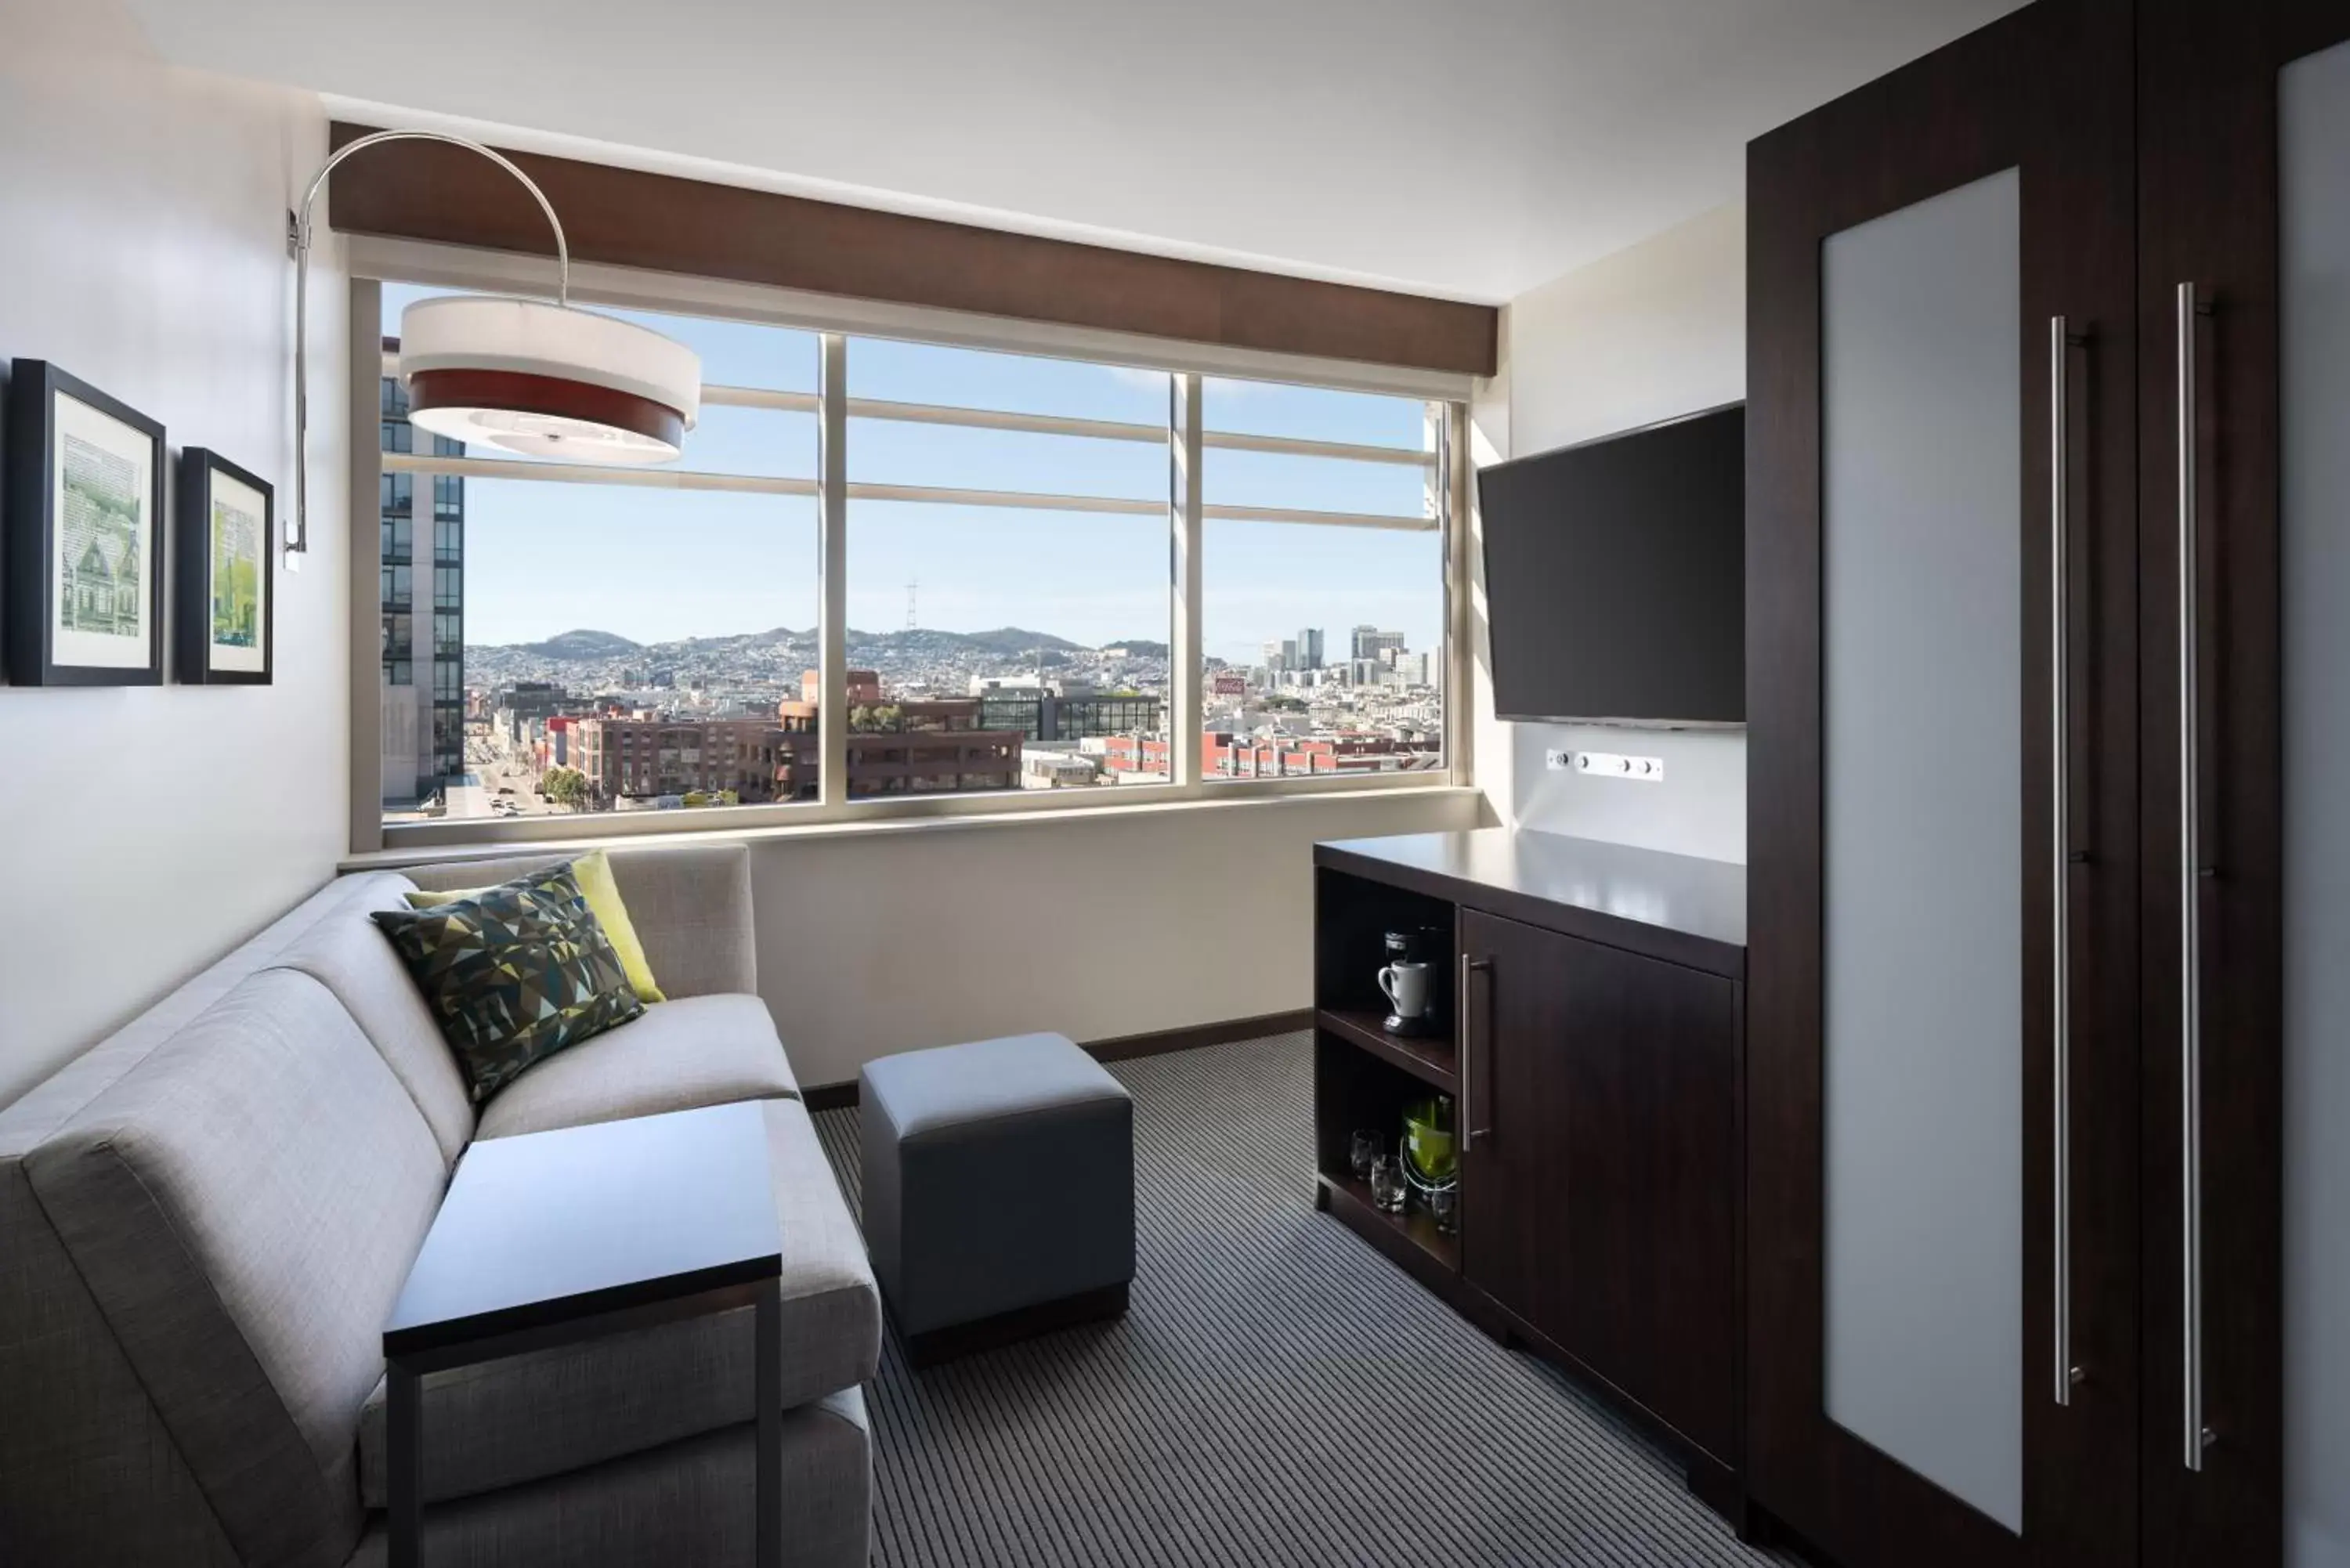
[1572,750,1665,782]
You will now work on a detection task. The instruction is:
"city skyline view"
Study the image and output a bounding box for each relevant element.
[378,286,1445,819]
[381,284,1444,668]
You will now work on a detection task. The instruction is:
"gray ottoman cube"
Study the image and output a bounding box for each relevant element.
[859,1032,1134,1365]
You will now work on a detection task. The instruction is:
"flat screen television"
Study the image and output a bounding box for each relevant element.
[1477,402,1744,726]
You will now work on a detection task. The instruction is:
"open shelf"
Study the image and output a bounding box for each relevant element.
[1316,1007,1458,1092]
[1318,1169,1460,1274]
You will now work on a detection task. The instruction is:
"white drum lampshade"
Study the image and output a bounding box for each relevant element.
[398,295,701,464]
[286,128,709,562]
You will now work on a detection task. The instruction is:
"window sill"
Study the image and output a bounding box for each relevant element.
[342,781,1484,873]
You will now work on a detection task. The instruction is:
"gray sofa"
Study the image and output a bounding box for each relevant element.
[0,844,880,1568]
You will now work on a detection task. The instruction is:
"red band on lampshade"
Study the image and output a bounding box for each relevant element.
[406,369,686,450]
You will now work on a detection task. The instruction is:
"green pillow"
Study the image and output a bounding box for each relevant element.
[371,862,645,1104]
[407,850,665,1004]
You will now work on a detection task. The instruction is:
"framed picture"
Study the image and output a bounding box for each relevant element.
[175,449,274,685]
[4,360,165,685]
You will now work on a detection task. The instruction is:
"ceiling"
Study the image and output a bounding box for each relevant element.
[126,0,2023,304]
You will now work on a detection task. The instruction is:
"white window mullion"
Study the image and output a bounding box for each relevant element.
[819,333,849,808]
[1443,400,1473,787]
[1170,374,1205,793]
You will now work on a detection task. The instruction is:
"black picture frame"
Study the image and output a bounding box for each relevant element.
[174,448,275,685]
[4,359,166,686]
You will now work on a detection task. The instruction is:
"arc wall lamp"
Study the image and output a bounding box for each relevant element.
[287,130,702,562]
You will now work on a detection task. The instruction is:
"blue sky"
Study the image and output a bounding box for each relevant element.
[384,286,1441,667]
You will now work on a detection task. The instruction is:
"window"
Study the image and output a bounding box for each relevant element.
[1201,381,1445,781]
[847,338,1172,797]
[377,284,821,822]
[370,280,1452,834]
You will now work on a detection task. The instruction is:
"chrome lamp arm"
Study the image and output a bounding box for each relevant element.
[289,130,571,564]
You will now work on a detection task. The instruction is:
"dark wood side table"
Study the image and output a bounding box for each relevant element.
[383,1100,783,1568]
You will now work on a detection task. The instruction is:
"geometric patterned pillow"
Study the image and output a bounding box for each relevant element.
[371,862,645,1104]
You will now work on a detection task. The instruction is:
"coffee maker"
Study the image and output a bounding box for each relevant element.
[1379,927,1447,1036]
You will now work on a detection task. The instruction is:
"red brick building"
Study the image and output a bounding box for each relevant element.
[772,671,1024,798]
[574,717,784,803]
[1098,732,1433,780]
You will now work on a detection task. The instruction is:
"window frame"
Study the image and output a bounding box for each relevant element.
[345,255,1473,854]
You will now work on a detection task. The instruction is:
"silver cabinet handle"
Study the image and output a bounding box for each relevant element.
[1459,956,1492,1149]
[2176,280,2213,1471]
[2050,315,2080,1407]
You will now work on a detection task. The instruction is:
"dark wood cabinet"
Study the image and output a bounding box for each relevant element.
[1747,2,2350,1565]
[1748,5,2142,1565]
[1461,909,1739,1465]
[1455,909,1570,1340]
[1314,829,1746,1523]
[2133,5,2350,1563]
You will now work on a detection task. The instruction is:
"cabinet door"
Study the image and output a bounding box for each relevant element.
[1746,2,2139,1565]
[2138,5,2350,1564]
[1457,911,1738,1461]
[1457,909,1574,1335]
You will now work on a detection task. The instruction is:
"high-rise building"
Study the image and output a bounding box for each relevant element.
[1350,624,1406,663]
[380,344,465,807]
[1296,627,1325,670]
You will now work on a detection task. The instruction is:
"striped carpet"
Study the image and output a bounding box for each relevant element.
[811,1031,1802,1568]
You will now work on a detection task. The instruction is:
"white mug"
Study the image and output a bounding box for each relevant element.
[1378,960,1432,1020]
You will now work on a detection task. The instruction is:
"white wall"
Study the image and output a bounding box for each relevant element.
[748,788,1481,1089]
[0,0,348,1107]
[1472,201,1747,864]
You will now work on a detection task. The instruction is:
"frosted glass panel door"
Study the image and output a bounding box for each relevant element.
[1821,167,2024,1531]
[2281,37,2350,1568]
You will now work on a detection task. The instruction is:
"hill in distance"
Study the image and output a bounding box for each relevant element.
[494,625,1121,658]
[516,628,643,660]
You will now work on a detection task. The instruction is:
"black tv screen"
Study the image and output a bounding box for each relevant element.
[1477,403,1744,726]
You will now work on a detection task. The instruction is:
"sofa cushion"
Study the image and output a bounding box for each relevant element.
[0,871,418,1568]
[405,850,666,1005]
[473,992,801,1141]
[23,968,446,1568]
[357,1097,877,1508]
[371,863,645,1104]
[272,880,476,1165]
[399,844,755,1000]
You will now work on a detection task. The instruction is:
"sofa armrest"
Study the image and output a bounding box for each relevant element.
[394,843,756,999]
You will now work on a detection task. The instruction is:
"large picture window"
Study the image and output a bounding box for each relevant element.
[1201,381,1444,782]
[371,280,1453,834]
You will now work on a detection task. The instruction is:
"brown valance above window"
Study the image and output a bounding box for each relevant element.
[327,122,1498,378]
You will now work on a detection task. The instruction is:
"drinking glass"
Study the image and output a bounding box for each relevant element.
[1350,1129,1382,1182]
[1368,1156,1408,1214]
[1426,1183,1459,1234]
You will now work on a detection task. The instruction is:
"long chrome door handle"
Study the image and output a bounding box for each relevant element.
[2176,281,2214,1471]
[2050,315,2081,1407]
[1459,956,1492,1149]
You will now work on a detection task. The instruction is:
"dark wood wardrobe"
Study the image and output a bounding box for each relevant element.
[1744,3,2350,1566]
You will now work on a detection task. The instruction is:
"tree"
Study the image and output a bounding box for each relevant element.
[543,766,588,811]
